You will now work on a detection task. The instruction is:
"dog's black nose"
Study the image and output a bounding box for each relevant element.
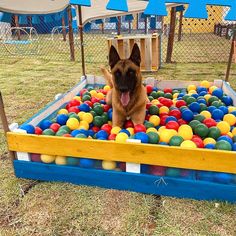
[120,88,129,93]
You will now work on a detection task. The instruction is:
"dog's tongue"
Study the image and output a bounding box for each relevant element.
[120,92,130,106]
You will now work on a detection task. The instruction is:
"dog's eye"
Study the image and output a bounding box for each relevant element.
[115,70,121,78]
[127,69,135,76]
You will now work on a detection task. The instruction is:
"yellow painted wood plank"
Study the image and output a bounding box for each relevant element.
[7,132,236,174]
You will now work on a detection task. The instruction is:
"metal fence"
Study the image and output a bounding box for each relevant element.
[0,6,234,66]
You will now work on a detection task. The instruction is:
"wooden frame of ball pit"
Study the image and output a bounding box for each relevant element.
[4,76,236,203]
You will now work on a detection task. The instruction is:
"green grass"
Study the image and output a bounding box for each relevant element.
[0,58,236,235]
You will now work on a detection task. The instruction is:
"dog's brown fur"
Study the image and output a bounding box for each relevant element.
[101,44,148,127]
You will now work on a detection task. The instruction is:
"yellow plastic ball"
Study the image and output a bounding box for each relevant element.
[188,90,197,95]
[73,96,81,102]
[89,90,97,96]
[232,127,236,136]
[203,138,216,146]
[102,160,116,170]
[204,94,211,102]
[159,106,169,114]
[216,121,231,135]
[151,99,160,105]
[115,133,129,142]
[58,109,68,115]
[103,85,111,91]
[111,126,121,135]
[158,126,166,132]
[82,113,93,123]
[173,93,179,99]
[187,84,197,92]
[228,106,236,113]
[66,118,80,130]
[146,127,158,134]
[55,156,67,165]
[126,128,134,135]
[200,110,211,119]
[79,120,89,130]
[159,129,175,143]
[200,80,210,89]
[149,115,160,126]
[227,132,233,138]
[78,111,85,120]
[223,114,236,126]
[180,140,197,149]
[178,125,193,140]
[96,92,104,99]
[41,154,56,164]
[209,85,217,94]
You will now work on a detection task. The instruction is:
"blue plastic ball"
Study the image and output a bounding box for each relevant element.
[88,129,95,137]
[20,124,35,134]
[233,143,236,151]
[214,173,233,184]
[189,102,200,112]
[141,164,149,173]
[159,142,168,145]
[40,119,53,130]
[197,99,207,105]
[222,96,233,106]
[67,157,79,166]
[79,158,94,168]
[231,111,236,116]
[72,129,89,137]
[79,103,90,112]
[165,116,177,123]
[217,136,233,146]
[197,87,207,94]
[208,106,216,113]
[212,88,223,99]
[199,91,207,96]
[96,130,108,139]
[218,106,228,115]
[212,109,224,120]
[197,171,214,182]
[182,109,194,122]
[56,114,69,126]
[119,129,130,136]
[135,132,149,143]
[205,144,215,149]
[191,94,199,99]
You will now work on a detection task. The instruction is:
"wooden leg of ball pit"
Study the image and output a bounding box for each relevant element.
[0,92,16,161]
[225,30,236,82]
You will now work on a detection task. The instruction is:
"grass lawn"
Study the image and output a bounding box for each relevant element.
[0,57,236,235]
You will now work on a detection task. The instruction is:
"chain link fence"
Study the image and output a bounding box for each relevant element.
[0,6,234,66]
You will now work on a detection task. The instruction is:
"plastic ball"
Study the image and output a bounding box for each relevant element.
[216,121,231,135]
[159,106,169,114]
[205,144,215,149]
[169,135,184,146]
[96,130,109,139]
[198,171,214,182]
[79,158,95,168]
[146,127,158,134]
[79,103,90,112]
[203,138,216,146]
[178,125,193,140]
[67,157,79,166]
[42,129,55,136]
[209,85,217,94]
[102,160,116,170]
[82,113,93,123]
[212,88,223,99]
[41,154,56,163]
[180,140,197,148]
[149,115,160,126]
[56,114,69,126]
[55,156,67,165]
[200,80,210,88]
[223,114,236,126]
[58,109,68,115]
[150,166,166,176]
[212,109,224,120]
[217,136,233,146]
[166,168,181,177]
[166,121,179,131]
[111,126,121,135]
[115,133,129,142]
[103,85,111,91]
[66,118,80,130]
[35,127,43,135]
[134,124,146,133]
[182,109,194,122]
[30,153,41,162]
[159,129,177,143]
[75,133,87,139]
[214,173,233,184]
[200,111,211,119]
[215,140,232,151]
[20,124,35,134]
[135,132,149,143]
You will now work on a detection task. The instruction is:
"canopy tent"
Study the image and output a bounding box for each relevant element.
[81,0,179,25]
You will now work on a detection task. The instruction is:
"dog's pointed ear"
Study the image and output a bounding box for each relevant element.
[109,45,120,69]
[129,43,141,67]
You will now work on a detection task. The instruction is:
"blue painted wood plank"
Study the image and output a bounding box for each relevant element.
[13,161,236,203]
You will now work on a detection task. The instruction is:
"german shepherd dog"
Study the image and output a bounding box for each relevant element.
[101,43,148,127]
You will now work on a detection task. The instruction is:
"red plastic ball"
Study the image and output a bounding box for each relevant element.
[80,89,88,97]
[68,106,80,113]
[63,134,72,137]
[191,137,204,148]
[69,99,80,107]
[166,121,180,131]
[150,166,166,176]
[66,103,72,110]
[164,88,172,94]
[35,127,42,135]
[176,100,187,108]
[146,85,153,94]
[103,104,110,112]
[101,124,112,134]
[118,162,126,171]
[178,119,187,125]
[108,133,117,140]
[125,120,134,128]
[134,124,146,133]
[203,118,217,128]
[169,109,181,119]
[146,102,153,109]
[160,115,168,126]
[50,123,61,132]
[161,98,173,107]
[91,97,100,104]
[84,101,93,108]
[92,126,100,133]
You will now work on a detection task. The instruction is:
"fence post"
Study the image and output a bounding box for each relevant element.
[225,30,236,82]
[78,5,86,76]
[14,15,21,40]
[61,17,67,42]
[117,16,121,35]
[178,10,183,41]
[67,6,75,61]
[166,7,176,63]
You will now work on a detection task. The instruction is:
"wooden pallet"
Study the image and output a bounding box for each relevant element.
[107,34,161,72]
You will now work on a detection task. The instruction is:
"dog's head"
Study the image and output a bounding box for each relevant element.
[109,43,142,106]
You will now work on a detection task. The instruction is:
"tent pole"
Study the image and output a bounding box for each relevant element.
[67,6,75,61]
[178,10,183,41]
[166,7,176,63]
[61,16,67,41]
[78,6,86,76]
[0,92,16,162]
[225,30,236,82]
[14,15,21,40]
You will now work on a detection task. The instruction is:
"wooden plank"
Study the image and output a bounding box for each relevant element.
[7,133,236,174]
[13,161,236,202]
[140,39,145,69]
[123,39,130,58]
[129,39,135,53]
[117,40,124,59]
[151,36,158,69]
[145,38,152,71]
